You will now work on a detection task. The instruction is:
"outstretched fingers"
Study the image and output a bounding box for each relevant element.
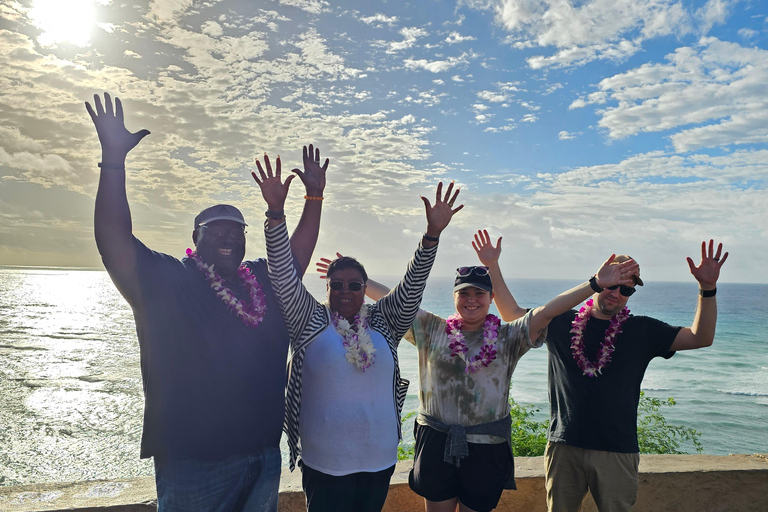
[115,97,125,123]
[104,92,114,116]
[442,181,455,203]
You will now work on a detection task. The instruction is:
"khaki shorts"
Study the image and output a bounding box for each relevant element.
[545,441,640,512]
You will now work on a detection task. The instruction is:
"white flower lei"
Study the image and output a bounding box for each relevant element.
[186,249,267,329]
[331,304,376,371]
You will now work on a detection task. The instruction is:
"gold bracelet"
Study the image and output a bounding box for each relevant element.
[304,195,324,200]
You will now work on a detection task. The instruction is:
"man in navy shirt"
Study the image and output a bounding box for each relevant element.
[86,92,328,512]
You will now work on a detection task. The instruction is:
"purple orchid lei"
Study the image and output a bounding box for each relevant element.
[186,249,267,329]
[331,304,375,371]
[445,313,501,374]
[569,298,630,377]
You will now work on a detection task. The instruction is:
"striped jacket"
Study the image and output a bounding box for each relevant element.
[265,221,438,471]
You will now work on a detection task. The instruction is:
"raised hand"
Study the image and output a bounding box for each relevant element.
[85,93,150,162]
[687,240,728,289]
[421,181,463,237]
[292,144,328,197]
[472,229,502,267]
[595,255,639,289]
[316,252,344,279]
[251,154,294,211]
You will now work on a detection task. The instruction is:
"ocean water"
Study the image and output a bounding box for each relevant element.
[1,266,766,487]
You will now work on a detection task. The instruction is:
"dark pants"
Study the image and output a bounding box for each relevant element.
[300,461,396,512]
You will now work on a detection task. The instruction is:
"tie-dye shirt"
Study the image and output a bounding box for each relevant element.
[404,308,544,444]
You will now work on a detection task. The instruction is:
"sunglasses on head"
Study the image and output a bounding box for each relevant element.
[606,284,636,297]
[456,266,490,277]
[328,280,364,292]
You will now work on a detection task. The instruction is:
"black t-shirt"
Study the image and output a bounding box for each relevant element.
[546,310,681,453]
[114,238,290,459]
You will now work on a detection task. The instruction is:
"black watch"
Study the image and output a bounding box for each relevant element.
[589,275,604,293]
[265,209,285,220]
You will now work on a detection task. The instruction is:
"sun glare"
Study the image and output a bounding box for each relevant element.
[29,0,98,47]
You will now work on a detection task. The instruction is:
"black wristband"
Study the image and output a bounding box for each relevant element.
[700,288,717,297]
[422,233,439,242]
[265,209,285,220]
[589,275,603,293]
[98,162,125,170]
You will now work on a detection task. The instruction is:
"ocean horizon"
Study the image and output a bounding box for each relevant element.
[1,266,766,486]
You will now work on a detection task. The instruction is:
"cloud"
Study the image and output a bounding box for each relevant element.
[445,31,476,44]
[277,0,328,15]
[466,0,702,68]
[695,0,733,34]
[404,52,477,73]
[148,0,195,23]
[558,130,578,140]
[360,13,399,27]
[572,38,768,151]
[478,90,509,102]
[388,26,429,53]
[483,124,516,132]
[201,20,223,37]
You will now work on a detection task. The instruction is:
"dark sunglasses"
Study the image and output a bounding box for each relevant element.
[328,281,364,292]
[199,225,246,240]
[606,284,636,297]
[456,266,490,277]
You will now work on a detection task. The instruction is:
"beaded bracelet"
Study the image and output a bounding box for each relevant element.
[304,195,324,200]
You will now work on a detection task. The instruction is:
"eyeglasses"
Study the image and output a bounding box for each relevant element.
[606,284,636,297]
[456,266,490,277]
[199,225,247,240]
[328,281,365,292]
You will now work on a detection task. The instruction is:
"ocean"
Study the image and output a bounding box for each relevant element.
[1,266,766,487]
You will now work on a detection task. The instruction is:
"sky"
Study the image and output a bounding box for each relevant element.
[0,0,766,284]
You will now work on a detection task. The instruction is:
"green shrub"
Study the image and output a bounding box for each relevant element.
[397,392,703,459]
[636,392,703,454]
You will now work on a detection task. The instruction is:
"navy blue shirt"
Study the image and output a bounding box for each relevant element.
[117,238,290,459]
[546,311,681,453]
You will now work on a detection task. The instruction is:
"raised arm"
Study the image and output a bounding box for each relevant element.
[288,144,328,275]
[670,240,728,351]
[252,154,317,342]
[472,229,526,322]
[376,181,463,340]
[528,255,639,342]
[85,93,150,302]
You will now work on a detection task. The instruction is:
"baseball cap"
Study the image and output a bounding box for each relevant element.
[194,204,247,229]
[453,266,493,293]
[613,254,643,286]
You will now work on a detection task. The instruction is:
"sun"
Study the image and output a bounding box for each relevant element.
[28,0,98,47]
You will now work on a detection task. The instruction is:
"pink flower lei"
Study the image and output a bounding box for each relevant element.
[186,249,267,329]
[445,313,501,374]
[570,298,630,377]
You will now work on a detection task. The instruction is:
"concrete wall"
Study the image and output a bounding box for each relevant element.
[1,454,766,512]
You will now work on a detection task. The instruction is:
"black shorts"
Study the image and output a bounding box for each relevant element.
[408,422,514,512]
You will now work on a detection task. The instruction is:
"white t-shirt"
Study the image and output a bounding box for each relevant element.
[299,324,398,475]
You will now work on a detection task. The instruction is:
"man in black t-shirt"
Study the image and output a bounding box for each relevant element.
[86,92,329,512]
[544,243,728,512]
